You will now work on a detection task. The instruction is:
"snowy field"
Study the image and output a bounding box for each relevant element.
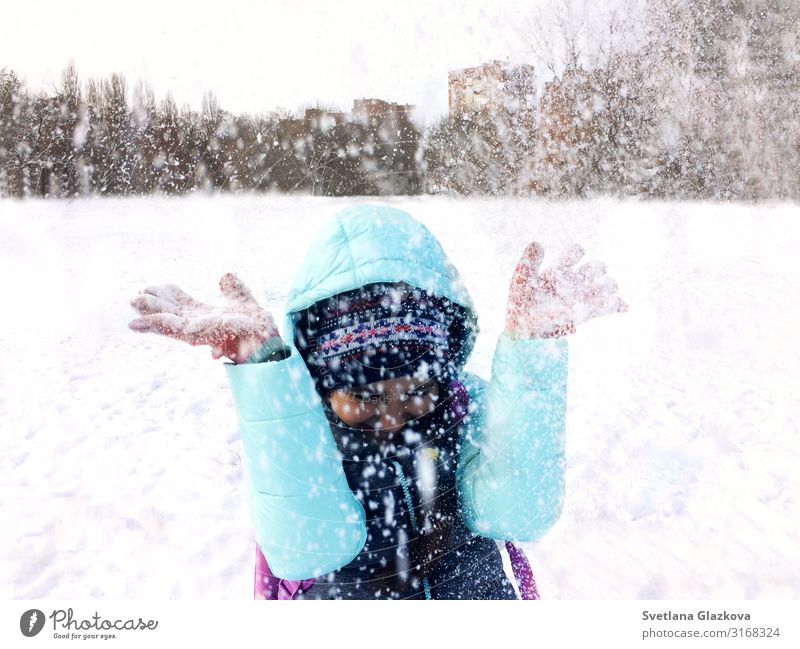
[1,194,798,599]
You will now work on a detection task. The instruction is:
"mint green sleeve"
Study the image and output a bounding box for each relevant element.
[457,332,568,541]
[225,346,367,580]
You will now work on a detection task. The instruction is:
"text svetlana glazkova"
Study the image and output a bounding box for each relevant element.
[643,611,751,622]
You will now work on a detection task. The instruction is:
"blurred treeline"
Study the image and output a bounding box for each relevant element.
[1,0,798,201]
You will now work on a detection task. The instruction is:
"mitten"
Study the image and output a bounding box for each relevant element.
[129,273,281,363]
[505,242,627,338]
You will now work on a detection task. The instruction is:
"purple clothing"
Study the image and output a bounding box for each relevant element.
[255,546,315,600]
[505,541,540,600]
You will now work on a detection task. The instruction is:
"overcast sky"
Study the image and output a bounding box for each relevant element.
[1,0,629,123]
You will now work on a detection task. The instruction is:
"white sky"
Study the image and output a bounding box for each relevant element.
[1,0,558,123]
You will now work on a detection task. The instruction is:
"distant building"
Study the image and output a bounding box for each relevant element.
[448,60,536,122]
[282,107,348,141]
[282,100,415,138]
[352,98,415,126]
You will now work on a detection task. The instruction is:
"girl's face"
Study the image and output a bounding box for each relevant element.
[325,375,440,437]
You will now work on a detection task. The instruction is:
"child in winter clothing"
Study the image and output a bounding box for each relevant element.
[129,204,626,600]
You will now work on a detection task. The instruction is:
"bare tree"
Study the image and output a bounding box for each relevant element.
[528,0,642,77]
[0,68,26,196]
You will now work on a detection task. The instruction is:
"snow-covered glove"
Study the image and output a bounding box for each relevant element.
[505,242,628,339]
[128,273,281,363]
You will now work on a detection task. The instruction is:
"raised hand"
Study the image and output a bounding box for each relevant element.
[129,273,280,363]
[505,242,628,339]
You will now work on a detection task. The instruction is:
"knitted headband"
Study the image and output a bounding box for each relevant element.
[293,282,471,394]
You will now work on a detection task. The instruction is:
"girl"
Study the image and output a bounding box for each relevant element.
[129,204,626,599]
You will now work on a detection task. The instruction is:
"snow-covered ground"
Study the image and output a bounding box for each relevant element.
[1,195,798,599]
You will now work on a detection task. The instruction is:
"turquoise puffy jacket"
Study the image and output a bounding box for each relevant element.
[225,205,568,580]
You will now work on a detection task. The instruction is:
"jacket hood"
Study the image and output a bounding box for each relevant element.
[283,204,479,372]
